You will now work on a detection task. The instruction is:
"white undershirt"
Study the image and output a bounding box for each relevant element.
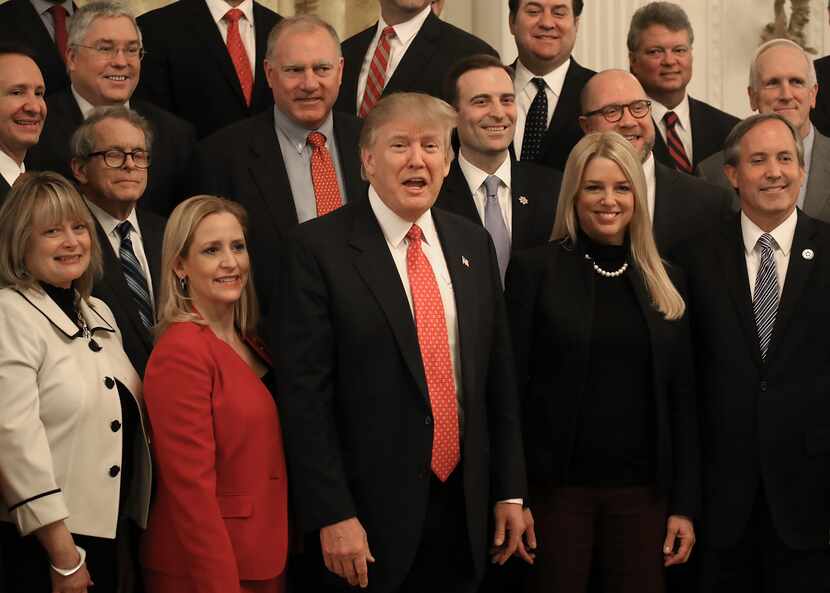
[741,208,797,300]
[205,0,256,75]
[513,58,570,158]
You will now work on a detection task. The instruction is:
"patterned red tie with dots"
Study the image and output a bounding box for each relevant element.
[224,9,253,106]
[359,26,395,118]
[663,111,693,173]
[405,224,460,482]
[307,131,343,216]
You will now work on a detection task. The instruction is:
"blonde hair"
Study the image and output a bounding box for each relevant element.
[0,171,102,299]
[551,132,685,320]
[156,195,259,337]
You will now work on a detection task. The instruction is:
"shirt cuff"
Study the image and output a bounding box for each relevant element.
[498,498,523,505]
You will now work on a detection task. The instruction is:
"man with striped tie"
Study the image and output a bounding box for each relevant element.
[672,113,830,593]
[70,105,164,376]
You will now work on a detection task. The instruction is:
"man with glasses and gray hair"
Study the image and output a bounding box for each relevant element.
[26,0,196,217]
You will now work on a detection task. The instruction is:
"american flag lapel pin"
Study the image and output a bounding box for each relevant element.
[462,256,470,267]
[518,196,529,205]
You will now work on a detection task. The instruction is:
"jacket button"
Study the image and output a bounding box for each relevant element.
[110,420,121,432]
[760,381,768,392]
[109,465,120,477]
[88,340,102,352]
[104,377,115,390]
[425,416,432,425]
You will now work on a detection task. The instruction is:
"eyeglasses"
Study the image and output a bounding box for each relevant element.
[583,100,652,123]
[72,44,146,61]
[88,149,151,169]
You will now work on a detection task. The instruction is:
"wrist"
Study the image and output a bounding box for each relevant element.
[49,545,85,576]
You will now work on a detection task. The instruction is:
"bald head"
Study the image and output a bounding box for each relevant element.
[579,70,656,161]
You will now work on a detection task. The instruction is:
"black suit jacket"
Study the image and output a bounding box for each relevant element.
[335,11,498,115]
[652,161,734,254]
[505,239,699,517]
[671,211,830,549]
[0,176,9,203]
[652,96,739,172]
[24,90,197,216]
[135,0,282,140]
[434,157,561,252]
[0,0,71,96]
[191,109,366,317]
[274,199,526,592]
[812,56,830,137]
[90,209,164,376]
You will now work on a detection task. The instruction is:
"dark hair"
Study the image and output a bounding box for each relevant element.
[508,0,584,17]
[0,42,38,63]
[723,113,803,168]
[444,54,514,107]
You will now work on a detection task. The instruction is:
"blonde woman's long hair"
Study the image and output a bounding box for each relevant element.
[551,132,685,320]
[155,195,259,337]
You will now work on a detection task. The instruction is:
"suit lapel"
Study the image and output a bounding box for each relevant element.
[14,0,66,79]
[688,98,709,167]
[803,131,830,219]
[438,160,481,223]
[332,113,365,203]
[652,162,678,249]
[383,12,441,95]
[540,59,583,157]
[0,175,10,205]
[136,214,163,304]
[510,160,536,251]
[339,26,375,114]
[348,201,428,403]
[252,2,275,103]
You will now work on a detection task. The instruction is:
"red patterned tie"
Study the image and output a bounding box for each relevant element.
[49,5,68,64]
[358,26,395,118]
[406,224,460,482]
[663,111,693,173]
[307,132,343,216]
[224,9,253,106]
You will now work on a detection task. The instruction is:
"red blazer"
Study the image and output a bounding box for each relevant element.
[141,322,288,591]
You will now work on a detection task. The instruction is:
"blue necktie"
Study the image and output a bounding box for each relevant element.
[520,78,548,162]
[753,233,779,360]
[483,175,510,286]
[116,221,154,332]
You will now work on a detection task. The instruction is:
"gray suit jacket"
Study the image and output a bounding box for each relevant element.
[697,129,830,223]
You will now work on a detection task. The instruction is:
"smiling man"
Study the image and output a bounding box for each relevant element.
[0,44,46,203]
[25,0,196,217]
[191,15,366,316]
[628,2,738,172]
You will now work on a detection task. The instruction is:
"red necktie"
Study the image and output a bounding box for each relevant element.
[405,224,460,482]
[224,9,253,106]
[49,5,68,64]
[359,26,395,118]
[663,111,693,173]
[307,132,343,216]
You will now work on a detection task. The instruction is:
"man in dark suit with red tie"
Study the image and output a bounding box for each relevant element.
[135,0,282,140]
[275,92,531,593]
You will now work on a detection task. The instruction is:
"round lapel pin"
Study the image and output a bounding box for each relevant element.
[802,248,814,260]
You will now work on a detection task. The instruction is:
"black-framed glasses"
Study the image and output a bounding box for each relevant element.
[72,44,146,61]
[583,99,652,123]
[88,149,151,169]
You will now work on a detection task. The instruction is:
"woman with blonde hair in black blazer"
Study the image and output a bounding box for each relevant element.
[506,131,699,593]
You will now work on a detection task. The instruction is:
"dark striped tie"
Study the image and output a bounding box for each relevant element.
[663,111,693,173]
[116,221,154,332]
[752,233,779,360]
[520,77,548,162]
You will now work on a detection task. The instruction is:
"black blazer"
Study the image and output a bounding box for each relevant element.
[0,176,9,203]
[671,211,830,550]
[24,90,197,217]
[652,96,739,172]
[505,239,699,517]
[434,158,561,252]
[811,55,830,137]
[652,161,734,254]
[90,209,164,377]
[335,11,498,115]
[191,109,366,317]
[0,0,71,96]
[135,0,282,140]
[274,199,526,592]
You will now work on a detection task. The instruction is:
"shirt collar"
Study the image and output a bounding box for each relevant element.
[514,58,571,98]
[30,0,74,17]
[741,207,797,257]
[368,185,439,249]
[274,107,335,155]
[71,85,129,118]
[205,0,254,25]
[379,4,432,46]
[0,149,25,187]
[457,151,512,196]
[84,196,140,239]
[650,93,690,131]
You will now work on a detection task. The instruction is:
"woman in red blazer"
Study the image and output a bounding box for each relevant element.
[141,196,288,593]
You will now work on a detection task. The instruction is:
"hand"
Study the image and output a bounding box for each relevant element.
[663,514,695,566]
[49,559,93,593]
[320,517,375,588]
[490,502,534,565]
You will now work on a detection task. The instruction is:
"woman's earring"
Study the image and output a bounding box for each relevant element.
[179,276,187,292]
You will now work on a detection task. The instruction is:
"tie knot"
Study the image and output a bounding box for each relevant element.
[307,131,327,148]
[224,8,243,23]
[406,224,423,243]
[531,77,546,92]
[382,25,396,40]
[664,111,679,127]
[116,220,133,241]
[757,233,775,252]
[483,175,501,199]
[48,4,67,18]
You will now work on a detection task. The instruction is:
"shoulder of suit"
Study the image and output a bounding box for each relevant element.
[200,110,271,150]
[85,295,118,326]
[154,320,212,353]
[514,160,562,184]
[253,1,282,24]
[342,23,378,51]
[135,208,166,234]
[333,111,364,140]
[568,59,597,82]
[689,96,740,126]
[430,16,497,54]
[132,99,195,136]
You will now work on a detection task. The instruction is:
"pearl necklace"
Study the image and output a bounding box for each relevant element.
[584,253,628,278]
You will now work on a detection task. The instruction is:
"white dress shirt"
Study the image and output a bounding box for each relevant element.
[651,93,693,164]
[458,151,513,238]
[513,58,570,158]
[0,150,25,188]
[741,208,797,300]
[355,5,432,113]
[205,0,256,75]
[84,199,155,311]
[643,151,657,222]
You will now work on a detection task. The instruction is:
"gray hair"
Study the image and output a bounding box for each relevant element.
[749,38,817,90]
[723,112,804,167]
[627,2,694,52]
[70,105,153,163]
[68,1,141,48]
[265,15,341,62]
